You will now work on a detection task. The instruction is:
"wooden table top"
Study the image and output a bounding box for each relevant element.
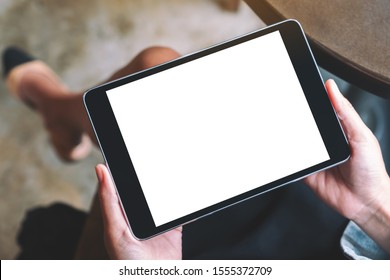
[245,0,390,98]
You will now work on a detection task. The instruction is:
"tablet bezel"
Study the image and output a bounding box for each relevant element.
[84,19,350,239]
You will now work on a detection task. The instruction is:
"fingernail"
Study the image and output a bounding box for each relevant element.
[95,165,103,183]
[329,79,341,95]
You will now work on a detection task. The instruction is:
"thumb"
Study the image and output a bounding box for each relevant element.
[95,164,130,233]
[325,79,372,144]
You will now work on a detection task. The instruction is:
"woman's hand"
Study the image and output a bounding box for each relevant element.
[305,79,390,253]
[95,164,182,260]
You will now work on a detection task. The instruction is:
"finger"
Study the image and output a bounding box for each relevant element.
[325,79,372,144]
[175,226,183,233]
[95,164,130,233]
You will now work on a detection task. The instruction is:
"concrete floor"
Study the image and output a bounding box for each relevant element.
[0,0,264,259]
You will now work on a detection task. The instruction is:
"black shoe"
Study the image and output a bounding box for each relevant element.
[2,46,35,78]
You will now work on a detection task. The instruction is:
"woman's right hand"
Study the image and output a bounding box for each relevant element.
[95,164,182,260]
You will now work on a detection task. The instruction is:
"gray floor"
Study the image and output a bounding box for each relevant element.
[0,0,264,259]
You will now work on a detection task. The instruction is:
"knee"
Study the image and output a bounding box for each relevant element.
[135,46,180,70]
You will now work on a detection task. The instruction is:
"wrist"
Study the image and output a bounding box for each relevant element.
[353,177,390,254]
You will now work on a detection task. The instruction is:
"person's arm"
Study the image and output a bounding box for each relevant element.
[95,164,182,260]
[305,79,390,254]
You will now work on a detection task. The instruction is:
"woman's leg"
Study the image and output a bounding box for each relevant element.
[5,46,180,161]
[5,46,180,259]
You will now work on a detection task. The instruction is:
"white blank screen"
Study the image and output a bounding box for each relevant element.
[107,31,329,226]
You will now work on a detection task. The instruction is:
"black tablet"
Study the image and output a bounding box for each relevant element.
[84,20,350,239]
